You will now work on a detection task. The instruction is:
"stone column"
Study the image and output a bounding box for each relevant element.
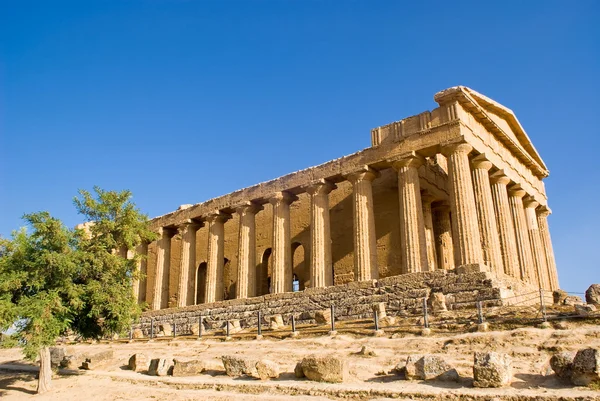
[490,172,520,278]
[471,155,504,275]
[441,143,484,269]
[133,242,148,304]
[269,192,297,294]
[307,180,336,288]
[524,197,549,290]
[177,220,201,308]
[421,192,438,271]
[205,212,231,303]
[537,206,559,290]
[508,185,534,283]
[432,203,455,270]
[392,154,428,273]
[236,202,263,299]
[152,227,174,310]
[347,167,379,281]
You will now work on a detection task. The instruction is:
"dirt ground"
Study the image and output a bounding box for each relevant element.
[1,324,599,400]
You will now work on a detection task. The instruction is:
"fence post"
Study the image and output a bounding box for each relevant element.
[374,309,379,331]
[226,320,230,339]
[173,317,176,338]
[422,298,429,329]
[150,318,154,339]
[198,315,203,339]
[291,315,296,333]
[477,301,484,324]
[257,311,262,337]
[330,304,336,334]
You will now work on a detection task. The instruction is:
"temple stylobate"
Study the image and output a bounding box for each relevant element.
[133,86,559,311]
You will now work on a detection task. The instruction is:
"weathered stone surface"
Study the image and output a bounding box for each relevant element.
[226,320,242,334]
[571,348,600,386]
[294,362,305,378]
[404,354,421,379]
[358,345,376,357]
[255,360,280,380]
[172,359,205,377]
[402,355,458,381]
[372,302,387,318]
[159,323,172,336]
[221,355,279,380]
[553,289,568,305]
[315,309,332,325]
[269,314,284,330]
[128,353,148,373]
[301,355,347,383]
[67,350,114,371]
[379,315,396,327]
[473,352,512,388]
[574,304,597,315]
[148,358,172,376]
[550,351,574,381]
[428,292,447,313]
[132,328,144,339]
[49,347,65,368]
[563,296,584,306]
[585,284,600,306]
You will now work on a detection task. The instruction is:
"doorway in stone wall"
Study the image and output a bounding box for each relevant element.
[257,248,271,296]
[292,242,307,290]
[196,262,207,304]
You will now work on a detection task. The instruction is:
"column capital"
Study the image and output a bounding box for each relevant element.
[306,179,337,196]
[432,201,451,212]
[390,152,425,171]
[268,191,298,206]
[441,141,473,157]
[205,211,232,224]
[235,201,264,216]
[507,184,527,198]
[177,219,203,235]
[157,226,176,237]
[523,196,539,209]
[490,170,511,186]
[346,166,379,183]
[537,205,552,217]
[471,154,493,171]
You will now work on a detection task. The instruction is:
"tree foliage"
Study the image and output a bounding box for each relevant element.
[0,187,157,371]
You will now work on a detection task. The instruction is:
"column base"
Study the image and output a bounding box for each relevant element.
[455,263,490,274]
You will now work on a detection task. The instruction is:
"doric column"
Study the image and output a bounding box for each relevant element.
[235,202,263,299]
[441,143,484,269]
[205,211,231,303]
[177,220,201,307]
[490,172,520,278]
[508,185,534,283]
[307,180,336,288]
[421,192,438,271]
[432,203,455,270]
[537,206,559,290]
[269,191,297,294]
[347,167,379,281]
[152,227,174,310]
[471,155,504,275]
[133,242,148,304]
[524,197,549,290]
[391,154,428,273]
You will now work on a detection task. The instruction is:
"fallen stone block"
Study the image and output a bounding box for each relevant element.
[132,328,144,339]
[49,347,65,368]
[315,309,332,325]
[379,315,396,327]
[403,354,422,380]
[172,359,206,377]
[148,358,172,376]
[221,355,279,380]
[255,360,280,380]
[550,351,574,381]
[294,362,305,378]
[553,289,568,305]
[417,355,459,381]
[473,352,512,388]
[563,296,584,306]
[300,355,347,383]
[571,348,600,386]
[372,302,387,318]
[428,292,448,313]
[575,304,597,315]
[159,323,172,336]
[128,353,148,373]
[586,284,600,306]
[269,314,284,330]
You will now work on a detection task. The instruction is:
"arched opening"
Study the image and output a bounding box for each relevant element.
[257,248,271,296]
[196,262,207,304]
[223,258,233,300]
[292,242,308,291]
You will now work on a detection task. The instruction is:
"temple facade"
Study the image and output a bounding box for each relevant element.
[133,86,559,311]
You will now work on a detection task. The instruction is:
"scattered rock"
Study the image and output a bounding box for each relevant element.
[404,354,422,380]
[358,345,376,357]
[226,320,242,334]
[553,289,568,305]
[428,292,448,313]
[128,353,148,373]
[190,322,206,336]
[294,362,305,378]
[553,320,569,330]
[49,347,65,368]
[221,355,279,380]
[132,328,144,339]
[550,351,574,381]
[571,348,600,386]
[575,304,597,315]
[379,315,396,327]
[148,358,172,376]
[172,359,206,377]
[300,355,347,383]
[269,315,284,330]
[473,352,512,388]
[372,302,387,318]
[255,360,280,380]
[402,355,458,381]
[315,309,332,325]
[74,350,114,371]
[563,296,584,306]
[585,284,600,306]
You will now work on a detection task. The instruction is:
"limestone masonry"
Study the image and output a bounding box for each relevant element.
[132,86,559,320]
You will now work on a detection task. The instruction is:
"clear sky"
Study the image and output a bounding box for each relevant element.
[1,1,598,294]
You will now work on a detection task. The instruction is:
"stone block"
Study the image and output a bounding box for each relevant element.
[571,348,600,386]
[148,358,172,376]
[172,359,206,376]
[553,289,568,305]
[255,360,280,380]
[315,309,332,325]
[563,296,583,306]
[49,347,65,368]
[300,355,347,383]
[473,352,512,388]
[372,302,387,318]
[132,328,144,339]
[159,323,172,336]
[128,353,148,373]
[550,351,574,381]
[574,304,596,315]
[221,355,279,380]
[585,284,600,305]
[269,314,284,330]
[428,292,447,313]
[226,320,242,334]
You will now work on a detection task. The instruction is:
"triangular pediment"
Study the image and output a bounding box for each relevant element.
[435,86,548,177]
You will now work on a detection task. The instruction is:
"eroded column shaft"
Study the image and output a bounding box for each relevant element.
[308,181,336,288]
[422,194,438,271]
[508,187,534,283]
[537,208,559,290]
[524,198,549,290]
[177,221,200,307]
[490,173,520,278]
[236,203,262,299]
[133,242,148,304]
[205,213,230,303]
[270,192,296,293]
[433,204,455,270]
[152,228,172,310]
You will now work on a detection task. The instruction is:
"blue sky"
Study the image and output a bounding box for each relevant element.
[1,1,598,294]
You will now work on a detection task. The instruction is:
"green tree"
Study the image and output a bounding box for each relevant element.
[0,187,157,394]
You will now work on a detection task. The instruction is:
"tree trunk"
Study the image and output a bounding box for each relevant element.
[36,347,52,394]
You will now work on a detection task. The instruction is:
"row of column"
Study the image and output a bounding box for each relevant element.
[137,141,558,310]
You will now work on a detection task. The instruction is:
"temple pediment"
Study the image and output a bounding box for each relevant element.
[434,86,549,178]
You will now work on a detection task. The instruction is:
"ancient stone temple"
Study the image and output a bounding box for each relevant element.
[135,86,559,319]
